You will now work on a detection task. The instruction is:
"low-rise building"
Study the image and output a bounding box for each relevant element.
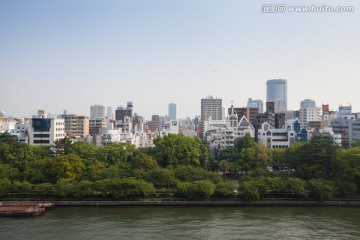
[28,110,66,145]
[258,122,296,149]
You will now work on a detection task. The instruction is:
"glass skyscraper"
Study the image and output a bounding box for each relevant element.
[266,79,287,112]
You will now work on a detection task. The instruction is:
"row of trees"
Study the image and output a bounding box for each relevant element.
[1,132,360,200]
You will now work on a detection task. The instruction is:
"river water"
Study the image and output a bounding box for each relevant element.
[1,206,360,240]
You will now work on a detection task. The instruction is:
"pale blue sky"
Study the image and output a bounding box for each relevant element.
[1,0,359,119]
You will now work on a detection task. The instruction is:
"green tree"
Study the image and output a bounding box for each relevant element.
[52,137,73,156]
[214,182,237,198]
[73,180,94,198]
[26,157,57,183]
[36,183,54,198]
[218,160,230,182]
[239,181,260,201]
[55,178,73,197]
[173,165,222,184]
[0,178,12,196]
[306,179,335,201]
[286,177,308,198]
[147,168,177,187]
[287,136,338,179]
[84,162,107,181]
[97,143,135,165]
[0,163,20,180]
[54,154,85,180]
[240,144,270,173]
[176,180,215,199]
[331,147,360,197]
[152,134,208,167]
[131,153,158,171]
[69,141,98,165]
[271,148,287,171]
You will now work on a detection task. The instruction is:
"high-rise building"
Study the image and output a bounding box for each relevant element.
[247,98,264,114]
[300,99,316,109]
[106,106,112,119]
[201,96,222,138]
[168,103,176,120]
[266,79,287,112]
[90,105,105,119]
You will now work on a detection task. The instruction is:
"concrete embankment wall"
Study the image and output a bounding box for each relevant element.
[53,200,360,207]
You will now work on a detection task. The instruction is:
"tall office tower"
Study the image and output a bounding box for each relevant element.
[201,96,222,138]
[247,98,264,114]
[300,99,316,109]
[106,106,112,119]
[266,79,287,112]
[90,105,105,119]
[126,101,133,116]
[168,103,177,120]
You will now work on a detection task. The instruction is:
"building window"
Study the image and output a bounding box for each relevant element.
[33,134,50,138]
[34,140,50,144]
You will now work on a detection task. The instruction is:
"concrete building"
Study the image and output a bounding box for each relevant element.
[168,103,176,120]
[266,79,287,112]
[147,115,161,132]
[115,106,132,122]
[90,105,105,119]
[229,107,259,127]
[336,105,356,120]
[207,126,235,152]
[258,122,296,149]
[349,120,360,146]
[28,110,66,145]
[300,99,316,109]
[331,119,351,148]
[106,106,112,119]
[89,118,107,136]
[201,96,222,138]
[234,116,255,139]
[247,98,264,114]
[11,122,29,143]
[166,120,180,134]
[299,107,321,129]
[63,115,89,138]
[317,127,342,146]
[275,112,286,129]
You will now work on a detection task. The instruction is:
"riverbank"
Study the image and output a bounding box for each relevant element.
[0,201,54,217]
[53,199,360,207]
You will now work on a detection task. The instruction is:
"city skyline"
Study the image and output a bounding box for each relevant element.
[1,1,359,119]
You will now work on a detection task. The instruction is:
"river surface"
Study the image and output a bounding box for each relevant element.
[1,206,360,240]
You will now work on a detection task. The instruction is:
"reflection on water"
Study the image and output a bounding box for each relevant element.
[1,206,360,240]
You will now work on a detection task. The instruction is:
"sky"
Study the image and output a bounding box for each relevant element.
[1,0,359,120]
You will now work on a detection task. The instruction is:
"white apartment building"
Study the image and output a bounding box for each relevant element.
[258,122,296,149]
[299,107,321,129]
